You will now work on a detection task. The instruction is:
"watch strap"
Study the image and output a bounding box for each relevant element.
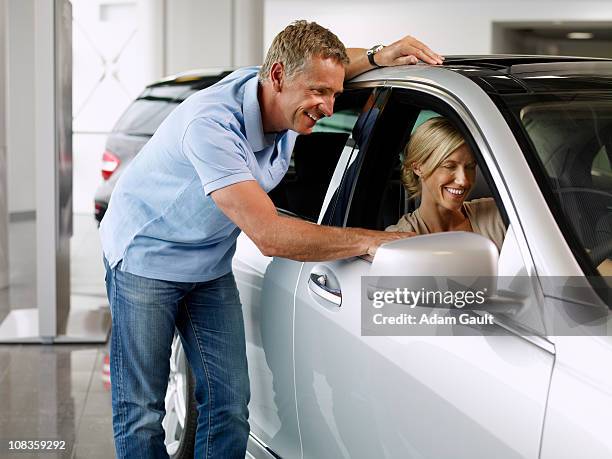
[367,44,384,68]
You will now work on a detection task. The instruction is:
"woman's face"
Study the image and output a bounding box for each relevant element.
[418,144,477,212]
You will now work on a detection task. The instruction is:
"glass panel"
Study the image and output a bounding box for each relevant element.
[141,85,196,100]
[112,99,179,136]
[509,97,612,273]
[312,110,358,134]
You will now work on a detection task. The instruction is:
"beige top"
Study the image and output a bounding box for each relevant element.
[386,197,507,252]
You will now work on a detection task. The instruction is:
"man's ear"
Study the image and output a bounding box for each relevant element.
[270,62,285,92]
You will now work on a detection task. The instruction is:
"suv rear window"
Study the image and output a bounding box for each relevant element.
[141,85,196,99]
[113,84,199,136]
[112,99,181,136]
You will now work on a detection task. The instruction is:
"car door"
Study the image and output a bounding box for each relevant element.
[293,85,555,458]
[233,87,385,458]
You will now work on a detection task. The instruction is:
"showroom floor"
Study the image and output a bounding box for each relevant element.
[0,214,113,458]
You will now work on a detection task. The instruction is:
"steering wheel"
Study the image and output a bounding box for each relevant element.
[553,187,612,266]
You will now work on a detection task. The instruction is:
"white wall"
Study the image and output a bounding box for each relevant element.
[263,0,612,54]
[164,0,264,74]
[164,0,232,74]
[233,0,264,67]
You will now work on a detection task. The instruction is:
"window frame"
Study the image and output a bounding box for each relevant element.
[319,86,392,227]
[332,81,559,339]
[493,93,612,279]
[335,82,540,281]
[342,87,511,228]
[112,98,183,136]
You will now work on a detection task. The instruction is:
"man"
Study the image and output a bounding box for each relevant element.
[101,20,442,458]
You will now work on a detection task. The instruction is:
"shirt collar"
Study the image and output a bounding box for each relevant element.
[243,76,278,151]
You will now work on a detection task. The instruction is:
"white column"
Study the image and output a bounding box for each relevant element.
[232,0,264,67]
[0,0,8,289]
[138,0,165,82]
[34,0,59,339]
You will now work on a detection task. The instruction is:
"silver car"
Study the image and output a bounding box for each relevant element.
[163,56,612,459]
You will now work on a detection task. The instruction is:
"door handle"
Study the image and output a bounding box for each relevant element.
[308,273,342,306]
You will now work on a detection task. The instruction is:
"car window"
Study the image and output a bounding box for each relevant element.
[319,88,392,227]
[268,130,352,221]
[339,88,526,275]
[312,111,358,134]
[411,109,440,132]
[334,87,545,332]
[268,89,379,222]
[112,99,181,136]
[506,97,612,275]
[344,89,507,230]
[141,85,196,100]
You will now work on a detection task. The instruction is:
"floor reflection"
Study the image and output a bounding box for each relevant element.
[0,214,113,457]
[0,345,112,458]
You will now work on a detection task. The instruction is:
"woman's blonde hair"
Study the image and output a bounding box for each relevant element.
[258,20,349,82]
[401,117,466,196]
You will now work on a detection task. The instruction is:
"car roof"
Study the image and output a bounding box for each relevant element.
[350,55,612,94]
[145,55,612,94]
[148,68,234,88]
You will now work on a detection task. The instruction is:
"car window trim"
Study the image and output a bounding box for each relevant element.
[353,79,539,281]
[344,80,559,342]
[319,86,392,227]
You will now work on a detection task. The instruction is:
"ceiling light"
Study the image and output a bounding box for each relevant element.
[567,32,594,40]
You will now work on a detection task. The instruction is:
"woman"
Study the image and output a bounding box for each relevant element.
[387,116,506,252]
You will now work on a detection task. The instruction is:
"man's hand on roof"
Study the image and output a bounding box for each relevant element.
[377,35,444,66]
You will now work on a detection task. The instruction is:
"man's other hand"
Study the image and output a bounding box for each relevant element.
[377,36,444,66]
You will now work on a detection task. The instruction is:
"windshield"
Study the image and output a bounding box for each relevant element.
[501,93,612,275]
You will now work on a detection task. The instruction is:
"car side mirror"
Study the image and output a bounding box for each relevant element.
[369,232,499,301]
[371,232,498,277]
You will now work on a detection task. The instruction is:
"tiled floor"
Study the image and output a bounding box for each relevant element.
[0,214,112,458]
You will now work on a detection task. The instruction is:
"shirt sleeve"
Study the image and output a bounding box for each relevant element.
[182,117,255,196]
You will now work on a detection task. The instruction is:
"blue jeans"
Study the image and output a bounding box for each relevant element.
[104,259,250,458]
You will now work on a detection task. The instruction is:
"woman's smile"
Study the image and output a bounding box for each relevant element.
[420,144,476,212]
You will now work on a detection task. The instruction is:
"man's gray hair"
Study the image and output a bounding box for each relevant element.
[258,20,349,82]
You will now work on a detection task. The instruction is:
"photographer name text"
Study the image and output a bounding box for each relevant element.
[372,312,494,326]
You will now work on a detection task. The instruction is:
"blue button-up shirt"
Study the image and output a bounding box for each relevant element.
[100,67,297,282]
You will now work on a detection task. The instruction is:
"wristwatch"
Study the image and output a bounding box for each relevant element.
[367,44,385,68]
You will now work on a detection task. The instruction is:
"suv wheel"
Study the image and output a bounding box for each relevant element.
[163,333,198,458]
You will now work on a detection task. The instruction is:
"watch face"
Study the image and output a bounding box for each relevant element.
[367,45,385,67]
[368,44,384,56]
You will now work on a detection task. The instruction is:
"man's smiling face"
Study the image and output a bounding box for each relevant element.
[278,56,345,134]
